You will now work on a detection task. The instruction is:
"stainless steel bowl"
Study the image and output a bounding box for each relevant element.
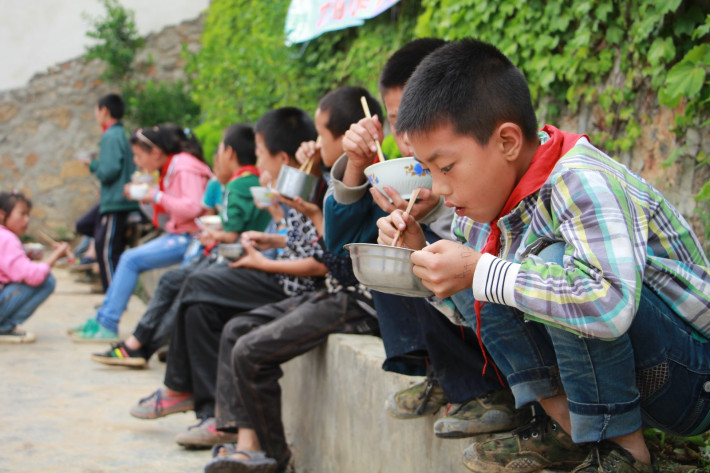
[344,243,434,298]
[274,165,320,202]
[218,243,245,261]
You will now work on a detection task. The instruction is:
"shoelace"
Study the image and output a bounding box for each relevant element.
[414,378,438,415]
[583,442,653,472]
[138,389,165,416]
[187,417,211,431]
[511,414,553,442]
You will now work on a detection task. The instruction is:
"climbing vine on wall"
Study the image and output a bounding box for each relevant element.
[188,0,709,213]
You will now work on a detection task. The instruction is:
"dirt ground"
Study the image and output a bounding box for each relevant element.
[0,267,212,473]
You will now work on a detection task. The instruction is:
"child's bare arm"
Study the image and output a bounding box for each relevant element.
[229,242,328,277]
[240,231,286,250]
[47,242,70,268]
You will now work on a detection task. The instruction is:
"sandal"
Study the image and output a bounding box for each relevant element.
[205,444,278,473]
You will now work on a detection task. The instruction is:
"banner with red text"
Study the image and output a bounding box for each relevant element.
[285,0,401,45]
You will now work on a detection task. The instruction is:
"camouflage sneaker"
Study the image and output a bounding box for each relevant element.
[571,441,658,473]
[434,388,531,438]
[386,377,448,419]
[462,414,590,473]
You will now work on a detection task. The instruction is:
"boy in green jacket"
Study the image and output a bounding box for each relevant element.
[86,93,139,292]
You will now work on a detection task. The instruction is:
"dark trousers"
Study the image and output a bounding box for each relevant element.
[371,291,428,376]
[94,211,131,292]
[163,266,287,418]
[215,290,379,465]
[375,292,503,403]
[132,255,215,359]
[75,204,100,237]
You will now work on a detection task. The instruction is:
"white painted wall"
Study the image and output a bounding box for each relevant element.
[0,0,210,91]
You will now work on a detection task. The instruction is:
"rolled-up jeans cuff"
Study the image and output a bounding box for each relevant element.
[568,399,642,443]
[508,367,560,408]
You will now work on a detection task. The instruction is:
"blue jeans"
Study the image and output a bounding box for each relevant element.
[95,233,191,333]
[0,274,56,332]
[459,243,710,442]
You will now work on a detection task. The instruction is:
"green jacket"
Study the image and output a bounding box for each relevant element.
[89,122,139,214]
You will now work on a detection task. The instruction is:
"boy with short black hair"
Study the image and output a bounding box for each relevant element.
[330,37,527,439]
[86,93,139,292]
[382,38,710,473]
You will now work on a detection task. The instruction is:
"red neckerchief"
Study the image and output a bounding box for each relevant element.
[101,120,117,133]
[230,164,260,181]
[152,154,175,228]
[203,165,262,256]
[474,125,588,383]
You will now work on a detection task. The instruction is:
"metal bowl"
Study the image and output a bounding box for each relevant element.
[274,165,320,202]
[218,243,245,261]
[344,243,433,298]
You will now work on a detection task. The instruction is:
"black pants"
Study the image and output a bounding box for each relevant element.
[215,290,379,465]
[94,211,131,292]
[163,265,287,418]
[75,204,100,237]
[375,293,503,403]
[132,255,215,359]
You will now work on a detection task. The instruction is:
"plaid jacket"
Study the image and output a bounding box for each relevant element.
[456,134,710,340]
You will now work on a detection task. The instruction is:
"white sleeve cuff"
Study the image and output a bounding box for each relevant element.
[472,253,520,307]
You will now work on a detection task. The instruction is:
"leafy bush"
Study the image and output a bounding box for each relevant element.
[121,79,201,130]
[84,0,201,135]
[83,0,144,83]
[187,0,709,240]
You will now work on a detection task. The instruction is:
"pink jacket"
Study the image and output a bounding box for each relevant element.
[0,225,51,288]
[154,152,213,234]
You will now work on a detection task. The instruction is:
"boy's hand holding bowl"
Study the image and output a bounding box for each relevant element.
[228,237,268,269]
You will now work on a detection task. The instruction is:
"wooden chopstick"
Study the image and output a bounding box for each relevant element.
[301,136,321,175]
[360,96,386,162]
[392,187,421,248]
[38,231,76,260]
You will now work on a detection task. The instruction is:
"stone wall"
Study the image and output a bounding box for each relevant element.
[0,15,203,240]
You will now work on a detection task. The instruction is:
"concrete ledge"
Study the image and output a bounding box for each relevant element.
[281,334,474,473]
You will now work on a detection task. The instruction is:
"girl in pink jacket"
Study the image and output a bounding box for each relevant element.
[70,125,212,342]
[0,192,69,343]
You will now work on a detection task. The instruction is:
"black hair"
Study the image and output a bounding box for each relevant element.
[0,191,32,223]
[130,123,206,163]
[255,107,317,158]
[396,38,539,146]
[222,124,257,166]
[96,93,125,119]
[379,38,447,92]
[318,86,383,138]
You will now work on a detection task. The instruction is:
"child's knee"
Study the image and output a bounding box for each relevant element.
[43,273,57,292]
[537,242,566,265]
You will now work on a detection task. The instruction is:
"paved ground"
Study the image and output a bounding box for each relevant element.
[0,268,210,473]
